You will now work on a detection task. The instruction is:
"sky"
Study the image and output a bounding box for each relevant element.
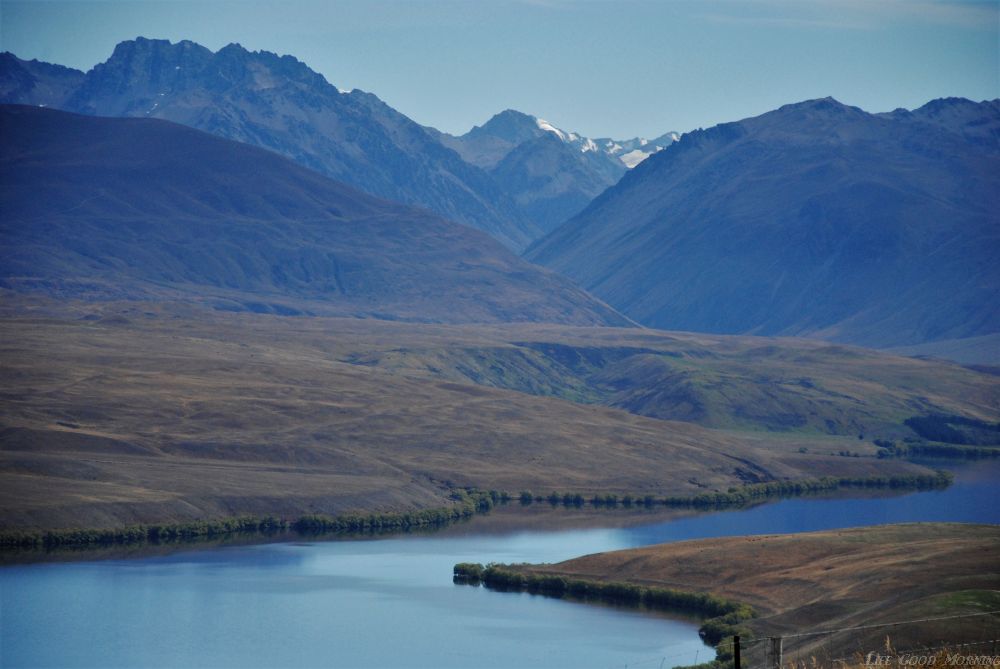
[1,0,997,138]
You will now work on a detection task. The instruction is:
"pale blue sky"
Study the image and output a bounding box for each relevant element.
[1,0,997,138]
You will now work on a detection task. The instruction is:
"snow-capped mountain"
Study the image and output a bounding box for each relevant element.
[1,39,680,243]
[535,120,679,168]
[595,133,681,168]
[433,110,678,232]
[438,109,677,171]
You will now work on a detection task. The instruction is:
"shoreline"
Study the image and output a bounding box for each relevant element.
[453,562,753,663]
[0,470,953,562]
[465,523,1000,669]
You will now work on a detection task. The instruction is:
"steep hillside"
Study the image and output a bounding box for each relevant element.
[0,41,539,249]
[527,97,1000,350]
[0,104,628,326]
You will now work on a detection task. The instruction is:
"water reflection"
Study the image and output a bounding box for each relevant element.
[2,460,996,669]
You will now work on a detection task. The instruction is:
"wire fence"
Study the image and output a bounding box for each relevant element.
[604,610,1000,669]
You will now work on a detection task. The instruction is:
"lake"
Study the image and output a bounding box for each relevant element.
[2,459,998,669]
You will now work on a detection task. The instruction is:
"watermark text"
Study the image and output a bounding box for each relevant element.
[863,652,1000,667]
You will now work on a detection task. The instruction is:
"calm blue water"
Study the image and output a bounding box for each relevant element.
[2,460,997,669]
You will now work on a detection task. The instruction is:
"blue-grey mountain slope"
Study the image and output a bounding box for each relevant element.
[527,97,1000,349]
[0,40,539,250]
[0,104,629,326]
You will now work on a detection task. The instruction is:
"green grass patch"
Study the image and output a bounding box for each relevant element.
[923,589,1000,613]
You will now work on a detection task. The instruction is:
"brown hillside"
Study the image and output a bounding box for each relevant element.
[512,523,1000,665]
[0,304,949,532]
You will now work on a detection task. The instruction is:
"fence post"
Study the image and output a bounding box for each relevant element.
[764,636,783,669]
[734,635,741,669]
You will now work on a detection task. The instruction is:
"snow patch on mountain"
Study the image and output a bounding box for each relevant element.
[533,117,678,168]
[536,118,567,141]
[620,149,650,168]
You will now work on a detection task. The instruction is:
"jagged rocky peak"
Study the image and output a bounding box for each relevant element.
[102,37,213,80]
[82,38,331,95]
[66,37,213,115]
[209,42,333,90]
[0,38,538,249]
[0,52,85,107]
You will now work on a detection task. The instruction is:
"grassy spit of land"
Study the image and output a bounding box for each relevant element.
[458,523,1000,668]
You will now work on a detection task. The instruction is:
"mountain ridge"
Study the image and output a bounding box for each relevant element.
[0,39,684,245]
[527,96,1000,349]
[433,108,676,232]
[0,39,541,250]
[0,104,630,326]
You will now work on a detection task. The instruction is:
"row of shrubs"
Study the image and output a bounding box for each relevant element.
[0,489,506,549]
[875,439,1000,459]
[454,563,755,647]
[292,489,505,533]
[0,515,290,548]
[514,471,953,511]
[1,473,950,550]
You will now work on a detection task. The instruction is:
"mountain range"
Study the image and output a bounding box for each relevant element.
[0,41,538,249]
[0,104,628,326]
[527,97,1000,348]
[0,40,676,247]
[3,39,998,353]
[437,108,676,172]
[433,109,676,232]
